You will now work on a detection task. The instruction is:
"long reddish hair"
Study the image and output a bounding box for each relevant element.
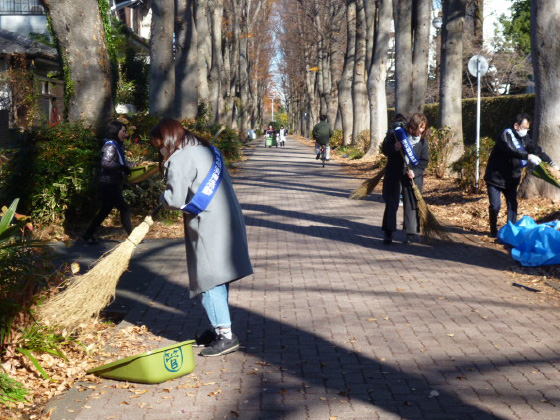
[150,118,210,157]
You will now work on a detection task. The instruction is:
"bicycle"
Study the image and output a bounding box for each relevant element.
[319,144,327,168]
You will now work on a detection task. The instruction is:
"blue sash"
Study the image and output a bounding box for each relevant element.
[181,146,224,216]
[394,127,419,167]
[105,140,126,165]
[506,129,528,168]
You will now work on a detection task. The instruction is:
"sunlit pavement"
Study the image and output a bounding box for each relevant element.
[49,137,560,420]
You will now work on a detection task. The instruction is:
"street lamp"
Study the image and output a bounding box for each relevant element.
[468,55,489,191]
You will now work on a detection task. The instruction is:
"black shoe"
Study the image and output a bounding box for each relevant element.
[199,334,240,357]
[404,234,415,244]
[82,234,98,245]
[316,154,320,160]
[195,329,218,347]
[383,231,392,245]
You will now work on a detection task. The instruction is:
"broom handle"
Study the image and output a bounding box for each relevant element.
[150,203,164,219]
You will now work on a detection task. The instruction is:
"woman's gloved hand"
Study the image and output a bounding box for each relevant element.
[528,154,542,167]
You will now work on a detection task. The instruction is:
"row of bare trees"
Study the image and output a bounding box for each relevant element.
[277,0,560,202]
[43,0,276,137]
[278,0,445,155]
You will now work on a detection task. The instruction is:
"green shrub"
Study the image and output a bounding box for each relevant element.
[451,136,495,192]
[330,130,344,148]
[0,123,100,224]
[428,126,456,178]
[355,130,371,154]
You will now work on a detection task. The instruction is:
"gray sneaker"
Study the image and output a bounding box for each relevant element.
[199,334,240,357]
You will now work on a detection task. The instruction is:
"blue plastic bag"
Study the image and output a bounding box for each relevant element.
[498,216,560,266]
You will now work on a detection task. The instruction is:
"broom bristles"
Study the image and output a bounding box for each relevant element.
[412,183,450,240]
[350,166,387,200]
[39,215,155,330]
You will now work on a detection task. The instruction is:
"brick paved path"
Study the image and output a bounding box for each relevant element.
[50,137,560,420]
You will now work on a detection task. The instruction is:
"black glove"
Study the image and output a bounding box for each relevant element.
[122,165,131,176]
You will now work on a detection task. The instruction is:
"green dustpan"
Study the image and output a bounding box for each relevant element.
[128,162,160,184]
[87,340,195,384]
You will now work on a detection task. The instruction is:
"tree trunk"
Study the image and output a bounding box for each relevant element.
[195,0,210,106]
[208,0,224,122]
[338,0,356,146]
[175,0,198,119]
[520,0,560,200]
[366,0,391,157]
[150,0,175,116]
[393,0,431,117]
[393,0,413,117]
[411,0,432,114]
[43,0,113,131]
[352,0,369,143]
[439,0,465,164]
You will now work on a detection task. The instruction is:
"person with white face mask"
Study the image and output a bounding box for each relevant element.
[381,113,431,244]
[484,113,557,237]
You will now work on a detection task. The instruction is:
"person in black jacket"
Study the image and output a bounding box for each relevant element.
[381,113,430,244]
[484,113,556,237]
[82,121,132,244]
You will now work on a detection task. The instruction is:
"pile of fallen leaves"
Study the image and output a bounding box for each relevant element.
[0,323,162,420]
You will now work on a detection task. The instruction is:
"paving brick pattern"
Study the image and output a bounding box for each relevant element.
[50,138,560,420]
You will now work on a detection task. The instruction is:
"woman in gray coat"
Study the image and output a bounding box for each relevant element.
[150,118,253,357]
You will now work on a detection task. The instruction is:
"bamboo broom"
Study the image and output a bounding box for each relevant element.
[39,209,160,330]
[410,180,450,241]
[349,166,387,200]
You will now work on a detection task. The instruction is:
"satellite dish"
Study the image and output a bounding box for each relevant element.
[468,55,489,77]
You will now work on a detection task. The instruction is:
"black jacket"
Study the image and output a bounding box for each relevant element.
[99,139,129,186]
[382,129,430,181]
[484,128,551,189]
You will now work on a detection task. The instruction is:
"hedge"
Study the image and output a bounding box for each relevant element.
[423,94,535,145]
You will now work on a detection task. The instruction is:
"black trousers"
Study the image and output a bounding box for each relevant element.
[487,182,518,235]
[382,174,423,235]
[85,183,132,237]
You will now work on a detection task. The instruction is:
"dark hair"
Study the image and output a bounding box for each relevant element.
[105,121,126,141]
[320,115,327,121]
[391,113,407,129]
[515,113,531,126]
[405,113,429,138]
[150,118,210,156]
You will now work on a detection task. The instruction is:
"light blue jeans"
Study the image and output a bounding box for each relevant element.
[315,142,331,159]
[201,284,231,328]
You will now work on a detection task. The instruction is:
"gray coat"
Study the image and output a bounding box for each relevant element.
[162,143,253,297]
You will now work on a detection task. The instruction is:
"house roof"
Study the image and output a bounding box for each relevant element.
[0,29,57,60]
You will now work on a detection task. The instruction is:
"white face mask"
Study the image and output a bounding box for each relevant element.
[160,147,169,158]
[516,129,528,137]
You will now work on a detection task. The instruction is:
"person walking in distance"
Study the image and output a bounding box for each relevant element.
[278,125,287,147]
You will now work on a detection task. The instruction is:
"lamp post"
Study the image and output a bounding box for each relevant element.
[468,55,489,191]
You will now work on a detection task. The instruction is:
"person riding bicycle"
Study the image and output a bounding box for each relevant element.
[312,115,333,160]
